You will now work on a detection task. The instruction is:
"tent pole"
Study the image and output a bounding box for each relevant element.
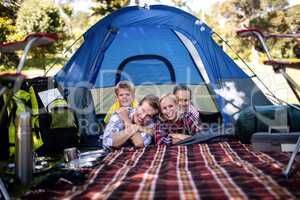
[213,32,280,104]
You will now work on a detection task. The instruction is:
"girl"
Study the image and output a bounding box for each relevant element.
[155,94,202,145]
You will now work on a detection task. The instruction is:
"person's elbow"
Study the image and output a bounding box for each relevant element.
[133,140,144,148]
[112,144,121,148]
[111,140,123,148]
[102,135,114,149]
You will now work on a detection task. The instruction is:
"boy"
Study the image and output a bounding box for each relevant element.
[104,81,137,124]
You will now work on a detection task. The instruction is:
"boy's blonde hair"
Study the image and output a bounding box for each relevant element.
[115,81,135,95]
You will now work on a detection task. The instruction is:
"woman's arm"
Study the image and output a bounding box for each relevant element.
[170,133,191,144]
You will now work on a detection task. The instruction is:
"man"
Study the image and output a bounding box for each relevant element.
[173,85,199,120]
[102,94,159,149]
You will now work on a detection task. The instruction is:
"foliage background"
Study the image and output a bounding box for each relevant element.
[0,0,299,71]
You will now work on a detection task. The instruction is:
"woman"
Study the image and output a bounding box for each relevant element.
[155,94,202,145]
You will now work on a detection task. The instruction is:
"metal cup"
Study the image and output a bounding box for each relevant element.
[63,147,80,163]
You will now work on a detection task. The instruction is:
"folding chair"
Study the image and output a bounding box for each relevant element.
[0,33,58,189]
[237,28,300,177]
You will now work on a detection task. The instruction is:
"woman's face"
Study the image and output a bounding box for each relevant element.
[160,97,178,121]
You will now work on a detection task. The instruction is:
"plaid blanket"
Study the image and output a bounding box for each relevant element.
[24,141,300,200]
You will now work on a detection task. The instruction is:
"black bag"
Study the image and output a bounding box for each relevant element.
[64,87,102,147]
[24,77,79,155]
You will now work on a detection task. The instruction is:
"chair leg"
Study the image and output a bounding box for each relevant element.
[0,177,10,200]
[283,136,300,178]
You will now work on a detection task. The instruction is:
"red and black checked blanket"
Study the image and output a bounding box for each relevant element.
[24,141,300,200]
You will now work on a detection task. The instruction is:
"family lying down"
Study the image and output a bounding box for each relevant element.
[102,81,232,149]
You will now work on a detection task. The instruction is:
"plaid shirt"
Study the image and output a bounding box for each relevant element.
[188,105,200,120]
[155,111,202,145]
[102,108,153,149]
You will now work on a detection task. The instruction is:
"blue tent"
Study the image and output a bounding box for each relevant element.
[55,5,271,130]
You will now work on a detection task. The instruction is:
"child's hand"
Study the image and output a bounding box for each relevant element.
[129,125,154,135]
[127,124,143,134]
[140,127,155,136]
[116,107,132,128]
[116,107,129,115]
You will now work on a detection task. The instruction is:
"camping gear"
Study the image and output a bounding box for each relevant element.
[55,4,272,132]
[0,96,9,160]
[0,33,59,157]
[0,32,58,74]
[63,147,80,163]
[63,148,106,169]
[24,77,78,155]
[237,28,300,177]
[251,132,300,152]
[237,28,300,102]
[79,149,108,158]
[235,105,300,143]
[0,32,58,199]
[63,87,101,146]
[15,111,33,185]
[284,137,300,177]
[0,177,10,200]
[23,140,300,200]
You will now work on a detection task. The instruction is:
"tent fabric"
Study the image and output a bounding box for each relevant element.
[95,26,202,86]
[91,84,219,115]
[55,5,271,123]
[56,5,249,86]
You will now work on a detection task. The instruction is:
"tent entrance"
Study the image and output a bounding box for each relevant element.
[91,84,219,115]
[116,55,175,85]
[94,26,204,87]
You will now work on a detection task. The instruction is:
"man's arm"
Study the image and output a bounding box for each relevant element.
[112,124,140,148]
[103,114,139,148]
[115,108,145,147]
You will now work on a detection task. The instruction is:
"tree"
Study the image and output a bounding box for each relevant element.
[91,0,130,16]
[15,0,66,70]
[0,0,23,69]
[286,4,300,58]
[209,0,297,60]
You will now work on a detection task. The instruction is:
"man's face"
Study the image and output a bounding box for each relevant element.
[175,89,191,112]
[133,101,157,125]
[116,88,134,107]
